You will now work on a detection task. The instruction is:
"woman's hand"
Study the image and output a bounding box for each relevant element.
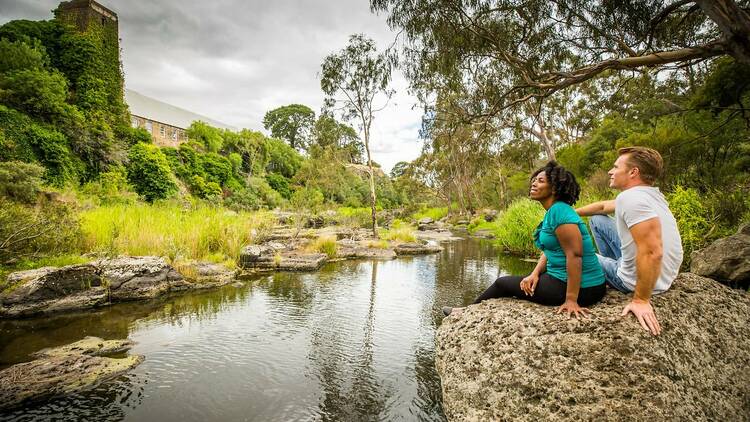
[520,273,539,296]
[557,299,590,319]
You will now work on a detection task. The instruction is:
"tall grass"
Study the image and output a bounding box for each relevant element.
[307,235,338,258]
[379,219,417,243]
[473,198,545,257]
[79,203,275,263]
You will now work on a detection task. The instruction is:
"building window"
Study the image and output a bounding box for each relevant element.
[145,121,152,132]
[131,117,139,128]
[160,126,166,138]
[171,129,178,141]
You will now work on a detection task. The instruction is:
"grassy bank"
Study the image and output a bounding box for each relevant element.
[468,198,544,257]
[80,203,276,265]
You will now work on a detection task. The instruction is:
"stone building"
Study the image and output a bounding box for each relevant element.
[55,0,118,34]
[54,0,236,147]
[125,90,236,147]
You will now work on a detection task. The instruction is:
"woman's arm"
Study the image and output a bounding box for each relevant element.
[520,253,547,296]
[555,224,589,318]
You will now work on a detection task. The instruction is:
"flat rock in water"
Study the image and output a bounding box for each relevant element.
[0,337,143,411]
[394,242,442,255]
[436,273,750,421]
[336,246,397,260]
[241,251,328,272]
[170,262,236,291]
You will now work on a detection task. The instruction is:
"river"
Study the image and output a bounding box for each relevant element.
[0,237,533,421]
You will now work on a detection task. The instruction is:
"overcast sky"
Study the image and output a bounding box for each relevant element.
[0,0,424,172]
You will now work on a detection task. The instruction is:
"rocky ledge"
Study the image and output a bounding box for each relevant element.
[0,257,236,318]
[239,237,443,272]
[436,273,750,421]
[0,337,144,411]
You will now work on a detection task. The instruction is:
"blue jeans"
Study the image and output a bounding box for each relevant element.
[589,215,632,293]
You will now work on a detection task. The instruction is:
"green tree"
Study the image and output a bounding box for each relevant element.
[321,34,395,236]
[126,143,177,202]
[390,161,409,178]
[263,104,315,151]
[312,113,364,163]
[0,38,47,73]
[186,121,223,152]
[266,137,303,178]
[372,0,750,116]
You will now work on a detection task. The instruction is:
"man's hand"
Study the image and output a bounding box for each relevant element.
[621,299,661,335]
[557,299,590,319]
[520,273,539,296]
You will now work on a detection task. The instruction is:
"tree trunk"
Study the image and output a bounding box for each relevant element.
[363,125,378,238]
[697,0,750,65]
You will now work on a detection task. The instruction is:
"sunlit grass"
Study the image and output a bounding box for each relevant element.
[79,203,275,263]
[307,235,338,258]
[412,206,448,222]
[379,219,417,243]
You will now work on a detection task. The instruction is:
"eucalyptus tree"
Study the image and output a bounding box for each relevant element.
[262,104,315,152]
[320,34,395,236]
[371,0,750,118]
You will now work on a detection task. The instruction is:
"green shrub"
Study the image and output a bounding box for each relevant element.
[667,186,712,265]
[223,188,261,211]
[200,152,233,186]
[0,161,44,203]
[308,235,337,258]
[126,142,177,202]
[266,173,292,199]
[188,174,222,200]
[336,206,373,228]
[0,198,82,264]
[486,198,545,256]
[248,176,283,208]
[80,165,137,204]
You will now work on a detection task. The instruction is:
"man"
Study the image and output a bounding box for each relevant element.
[576,147,683,336]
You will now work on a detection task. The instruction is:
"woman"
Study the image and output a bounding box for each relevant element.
[443,161,605,318]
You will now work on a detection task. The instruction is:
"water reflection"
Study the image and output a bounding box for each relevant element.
[0,238,533,421]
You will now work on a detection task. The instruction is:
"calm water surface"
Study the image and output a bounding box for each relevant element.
[0,238,533,421]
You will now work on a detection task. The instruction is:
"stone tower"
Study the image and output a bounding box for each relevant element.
[53,0,128,128]
[54,0,118,39]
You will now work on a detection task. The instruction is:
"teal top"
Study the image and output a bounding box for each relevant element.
[533,201,604,288]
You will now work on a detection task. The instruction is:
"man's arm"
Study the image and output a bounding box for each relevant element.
[622,217,664,335]
[576,200,615,217]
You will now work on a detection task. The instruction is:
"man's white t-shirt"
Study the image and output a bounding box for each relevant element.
[615,186,683,293]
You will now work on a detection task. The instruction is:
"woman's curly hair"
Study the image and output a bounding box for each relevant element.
[530,161,581,205]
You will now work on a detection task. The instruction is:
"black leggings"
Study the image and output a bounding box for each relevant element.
[473,273,606,307]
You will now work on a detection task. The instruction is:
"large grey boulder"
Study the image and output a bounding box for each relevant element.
[0,257,233,317]
[97,256,183,301]
[0,265,108,317]
[691,225,750,289]
[436,273,750,421]
[0,337,143,411]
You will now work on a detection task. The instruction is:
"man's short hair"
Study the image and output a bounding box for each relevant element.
[618,146,663,185]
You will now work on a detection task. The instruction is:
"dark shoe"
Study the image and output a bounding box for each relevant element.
[442,306,453,316]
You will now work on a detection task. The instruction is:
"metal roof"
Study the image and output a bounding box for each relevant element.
[125,89,237,131]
